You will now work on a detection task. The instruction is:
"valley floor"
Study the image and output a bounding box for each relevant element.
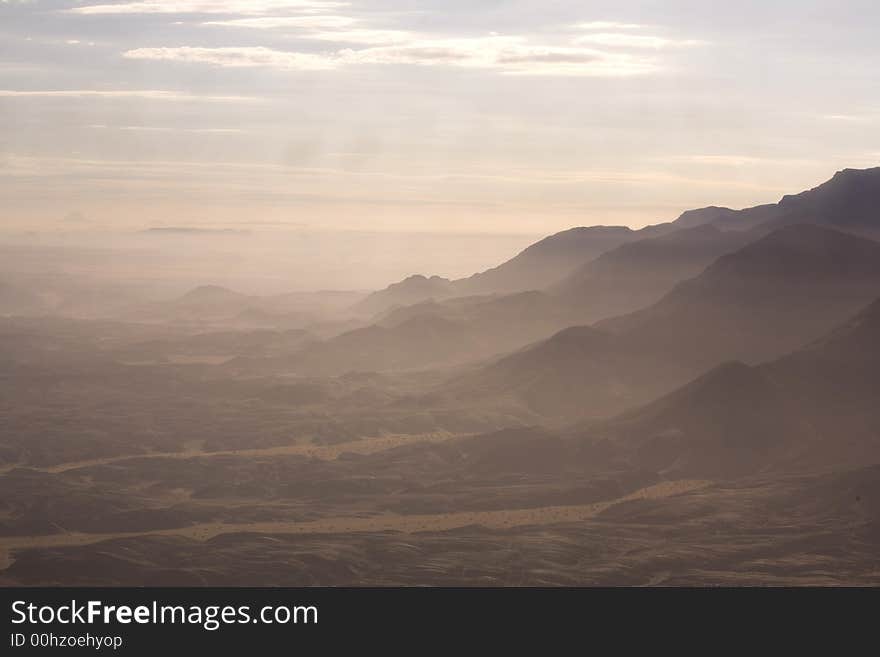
[2,465,877,586]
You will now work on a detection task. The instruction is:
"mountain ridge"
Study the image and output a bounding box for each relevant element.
[356,166,880,317]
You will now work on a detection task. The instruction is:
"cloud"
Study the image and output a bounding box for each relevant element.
[496,49,601,65]
[201,13,414,45]
[305,29,415,45]
[574,33,706,49]
[0,89,259,101]
[124,37,660,76]
[67,1,347,15]
[574,22,646,30]
[203,15,357,29]
[67,5,700,76]
[821,114,873,122]
[124,46,338,70]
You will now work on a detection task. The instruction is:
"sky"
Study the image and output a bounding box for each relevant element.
[2,0,880,235]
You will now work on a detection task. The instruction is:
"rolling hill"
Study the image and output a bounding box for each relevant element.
[597,224,880,369]
[552,223,758,323]
[573,295,880,478]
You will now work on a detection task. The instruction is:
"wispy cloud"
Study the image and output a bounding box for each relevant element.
[305,29,415,45]
[0,89,259,101]
[67,4,703,77]
[67,1,347,15]
[574,33,706,49]
[203,15,357,29]
[821,113,874,122]
[124,37,661,76]
[124,46,339,71]
[201,13,416,45]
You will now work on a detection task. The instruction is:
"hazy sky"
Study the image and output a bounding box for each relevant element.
[2,0,879,234]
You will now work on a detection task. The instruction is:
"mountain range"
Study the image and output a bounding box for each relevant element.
[197,168,880,390]
[424,222,880,421]
[353,225,643,316]
[357,167,880,317]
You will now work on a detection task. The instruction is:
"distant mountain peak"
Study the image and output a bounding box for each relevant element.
[540,225,632,235]
[401,274,449,283]
[829,165,880,183]
[179,285,245,301]
[780,166,880,202]
[776,166,880,231]
[672,206,737,228]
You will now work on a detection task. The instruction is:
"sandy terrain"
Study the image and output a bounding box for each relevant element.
[0,479,709,572]
[0,431,460,475]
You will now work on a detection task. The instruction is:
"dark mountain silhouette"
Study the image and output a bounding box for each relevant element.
[668,203,781,232]
[597,224,880,369]
[356,167,880,319]
[552,168,880,327]
[669,206,740,228]
[772,167,880,236]
[663,167,880,236]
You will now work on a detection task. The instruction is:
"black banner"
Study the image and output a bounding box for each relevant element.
[1,587,876,653]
